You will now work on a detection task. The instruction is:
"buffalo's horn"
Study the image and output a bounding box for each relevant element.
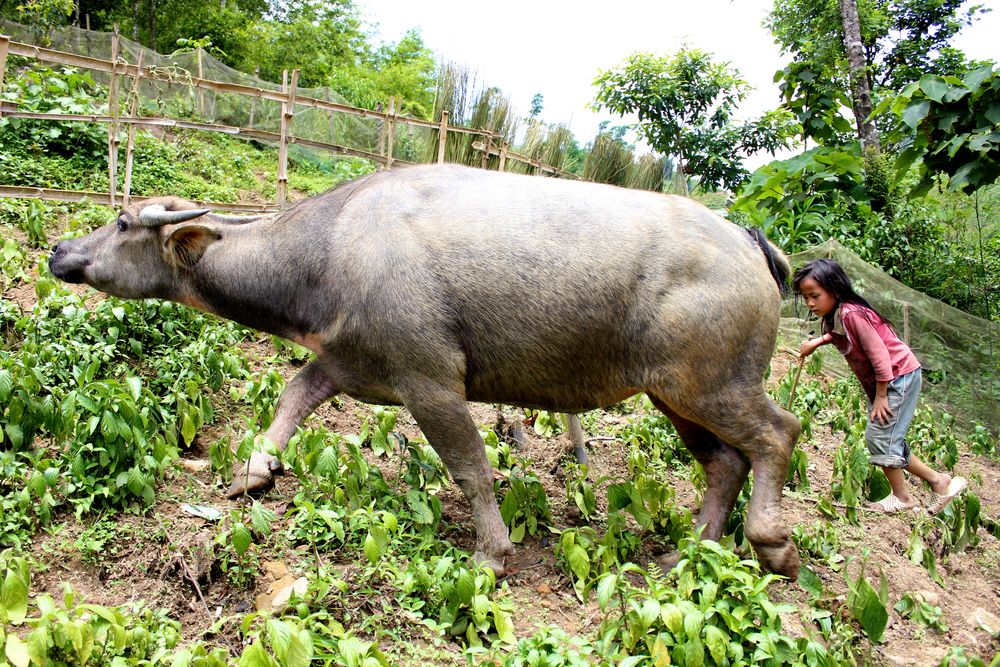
[138,204,211,227]
[206,213,273,225]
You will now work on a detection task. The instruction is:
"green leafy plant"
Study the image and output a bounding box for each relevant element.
[845,562,889,643]
[593,538,803,665]
[792,521,846,571]
[498,464,552,543]
[563,462,598,521]
[894,592,948,633]
[555,518,640,601]
[884,64,1000,196]
[496,627,596,667]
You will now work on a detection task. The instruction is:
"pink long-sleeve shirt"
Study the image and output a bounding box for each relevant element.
[824,303,921,402]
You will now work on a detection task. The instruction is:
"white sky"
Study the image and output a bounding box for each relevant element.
[358,0,999,159]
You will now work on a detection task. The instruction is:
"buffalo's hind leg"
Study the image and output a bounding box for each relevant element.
[400,381,515,574]
[651,388,801,578]
[647,398,750,546]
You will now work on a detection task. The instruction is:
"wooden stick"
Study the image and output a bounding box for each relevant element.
[107,30,120,208]
[385,96,395,169]
[196,46,204,118]
[787,355,805,411]
[276,69,298,208]
[122,51,143,205]
[437,110,449,164]
[0,35,9,120]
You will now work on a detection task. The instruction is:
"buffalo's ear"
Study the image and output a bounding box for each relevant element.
[165,225,220,268]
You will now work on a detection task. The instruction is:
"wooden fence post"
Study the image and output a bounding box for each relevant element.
[0,35,9,120]
[902,302,911,345]
[248,66,259,129]
[107,30,121,208]
[325,88,335,144]
[276,68,298,208]
[436,110,449,164]
[480,135,491,169]
[196,46,204,118]
[122,51,144,205]
[498,141,508,172]
[386,96,396,169]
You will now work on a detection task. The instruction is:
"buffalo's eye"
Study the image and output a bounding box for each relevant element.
[117,218,128,232]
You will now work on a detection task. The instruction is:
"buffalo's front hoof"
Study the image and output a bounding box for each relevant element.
[753,540,800,579]
[472,538,516,577]
[473,550,507,577]
[227,452,283,499]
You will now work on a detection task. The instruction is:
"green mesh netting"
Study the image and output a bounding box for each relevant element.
[1,19,437,164]
[780,239,999,430]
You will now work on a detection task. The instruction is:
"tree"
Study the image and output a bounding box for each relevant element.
[839,0,880,153]
[885,63,1000,195]
[593,48,794,193]
[767,0,988,146]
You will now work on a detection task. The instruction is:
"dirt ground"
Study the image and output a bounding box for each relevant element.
[11,335,999,665]
[4,240,999,664]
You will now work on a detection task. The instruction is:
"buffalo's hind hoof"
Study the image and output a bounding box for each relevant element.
[227,451,283,499]
[753,539,800,580]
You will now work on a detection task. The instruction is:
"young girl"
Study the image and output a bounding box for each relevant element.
[794,258,966,514]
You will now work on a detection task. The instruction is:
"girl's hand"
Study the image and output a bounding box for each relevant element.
[871,395,894,424]
[799,337,824,358]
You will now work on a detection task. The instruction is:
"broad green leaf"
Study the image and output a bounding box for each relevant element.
[901,99,930,130]
[848,575,887,642]
[637,598,660,631]
[607,483,632,511]
[285,629,313,667]
[651,638,671,667]
[231,523,252,555]
[4,633,29,667]
[661,602,683,634]
[509,522,526,543]
[704,625,729,664]
[595,573,618,610]
[181,413,197,446]
[250,501,276,536]
[684,608,704,639]
[238,642,274,667]
[363,532,380,563]
[1,567,29,624]
[338,636,364,667]
[797,565,824,600]
[567,544,590,582]
[455,570,475,603]
[986,101,1000,125]
[919,74,950,103]
[492,604,516,645]
[0,370,12,402]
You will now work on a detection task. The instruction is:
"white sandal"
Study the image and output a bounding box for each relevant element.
[927,476,967,515]
[867,494,917,513]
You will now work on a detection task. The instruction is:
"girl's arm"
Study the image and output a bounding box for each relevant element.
[844,312,895,424]
[799,332,832,358]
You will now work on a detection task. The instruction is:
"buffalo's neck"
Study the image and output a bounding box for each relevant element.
[183,224,334,339]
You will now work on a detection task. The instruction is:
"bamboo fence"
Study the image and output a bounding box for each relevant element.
[0,31,576,213]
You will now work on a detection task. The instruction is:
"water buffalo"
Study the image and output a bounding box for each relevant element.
[49,164,801,578]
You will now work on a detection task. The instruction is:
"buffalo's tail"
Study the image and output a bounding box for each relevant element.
[748,227,790,297]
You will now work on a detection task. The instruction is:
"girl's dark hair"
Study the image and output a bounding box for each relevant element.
[792,258,891,330]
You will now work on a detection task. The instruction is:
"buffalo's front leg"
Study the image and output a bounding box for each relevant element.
[227,360,339,498]
[402,381,514,574]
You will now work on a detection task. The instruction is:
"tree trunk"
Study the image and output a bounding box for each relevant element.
[132,0,139,41]
[147,0,156,51]
[839,0,880,153]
